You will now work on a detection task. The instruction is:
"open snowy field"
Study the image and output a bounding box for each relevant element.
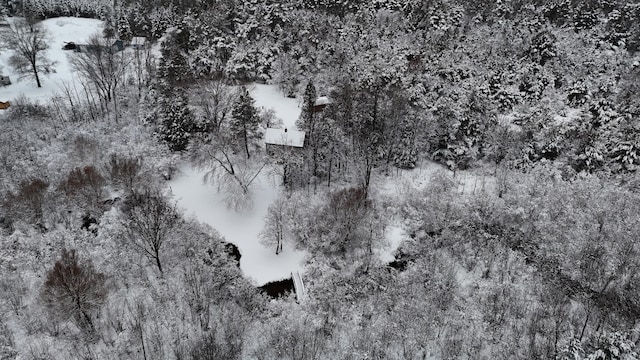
[0,17,103,103]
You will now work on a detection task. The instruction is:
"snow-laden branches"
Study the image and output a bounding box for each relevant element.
[0,19,56,88]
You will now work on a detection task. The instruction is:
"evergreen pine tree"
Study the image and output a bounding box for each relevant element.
[155,83,196,152]
[297,80,317,132]
[230,87,261,159]
[102,13,116,39]
[297,81,322,177]
[157,33,192,87]
[117,15,133,41]
[391,123,418,169]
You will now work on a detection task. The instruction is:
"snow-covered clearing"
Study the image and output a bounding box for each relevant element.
[170,166,306,286]
[378,225,407,263]
[553,107,583,125]
[0,15,496,285]
[0,17,103,103]
[171,84,306,286]
[250,83,301,130]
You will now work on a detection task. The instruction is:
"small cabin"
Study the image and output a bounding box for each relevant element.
[131,36,147,50]
[265,128,305,155]
[0,101,10,110]
[0,75,11,86]
[313,96,331,112]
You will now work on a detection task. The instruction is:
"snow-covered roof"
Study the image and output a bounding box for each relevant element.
[265,128,305,148]
[314,96,331,106]
[131,36,146,46]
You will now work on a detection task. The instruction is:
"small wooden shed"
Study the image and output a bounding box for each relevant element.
[0,101,11,110]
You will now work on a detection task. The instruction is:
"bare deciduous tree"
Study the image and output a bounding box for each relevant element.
[2,177,50,230]
[40,249,108,332]
[121,190,179,274]
[193,79,236,135]
[132,45,154,98]
[190,304,248,360]
[69,33,130,119]
[58,165,106,211]
[0,274,27,315]
[260,196,287,254]
[0,19,56,88]
[191,144,266,211]
[105,153,143,192]
[188,82,272,209]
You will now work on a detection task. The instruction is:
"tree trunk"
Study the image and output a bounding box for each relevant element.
[32,62,41,88]
[327,152,333,188]
[80,309,94,332]
[243,123,250,159]
[138,322,148,360]
[283,163,289,186]
[276,222,283,254]
[579,308,590,341]
[154,252,163,274]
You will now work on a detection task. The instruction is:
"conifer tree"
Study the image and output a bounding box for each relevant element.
[157,89,196,152]
[297,80,317,133]
[230,87,261,159]
[297,80,321,177]
[157,32,192,87]
[102,13,116,39]
[117,15,133,41]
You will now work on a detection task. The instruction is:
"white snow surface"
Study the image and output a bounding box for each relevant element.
[1,15,482,283]
[553,108,582,125]
[314,96,331,106]
[378,225,408,263]
[170,166,306,286]
[249,83,301,129]
[0,17,104,102]
[171,84,308,286]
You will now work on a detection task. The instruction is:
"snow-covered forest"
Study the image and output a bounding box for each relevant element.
[1,0,640,358]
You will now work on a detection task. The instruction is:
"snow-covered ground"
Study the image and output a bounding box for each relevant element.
[170,84,306,286]
[378,226,408,263]
[249,83,301,130]
[1,16,493,285]
[170,166,306,286]
[371,159,496,261]
[0,17,103,103]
